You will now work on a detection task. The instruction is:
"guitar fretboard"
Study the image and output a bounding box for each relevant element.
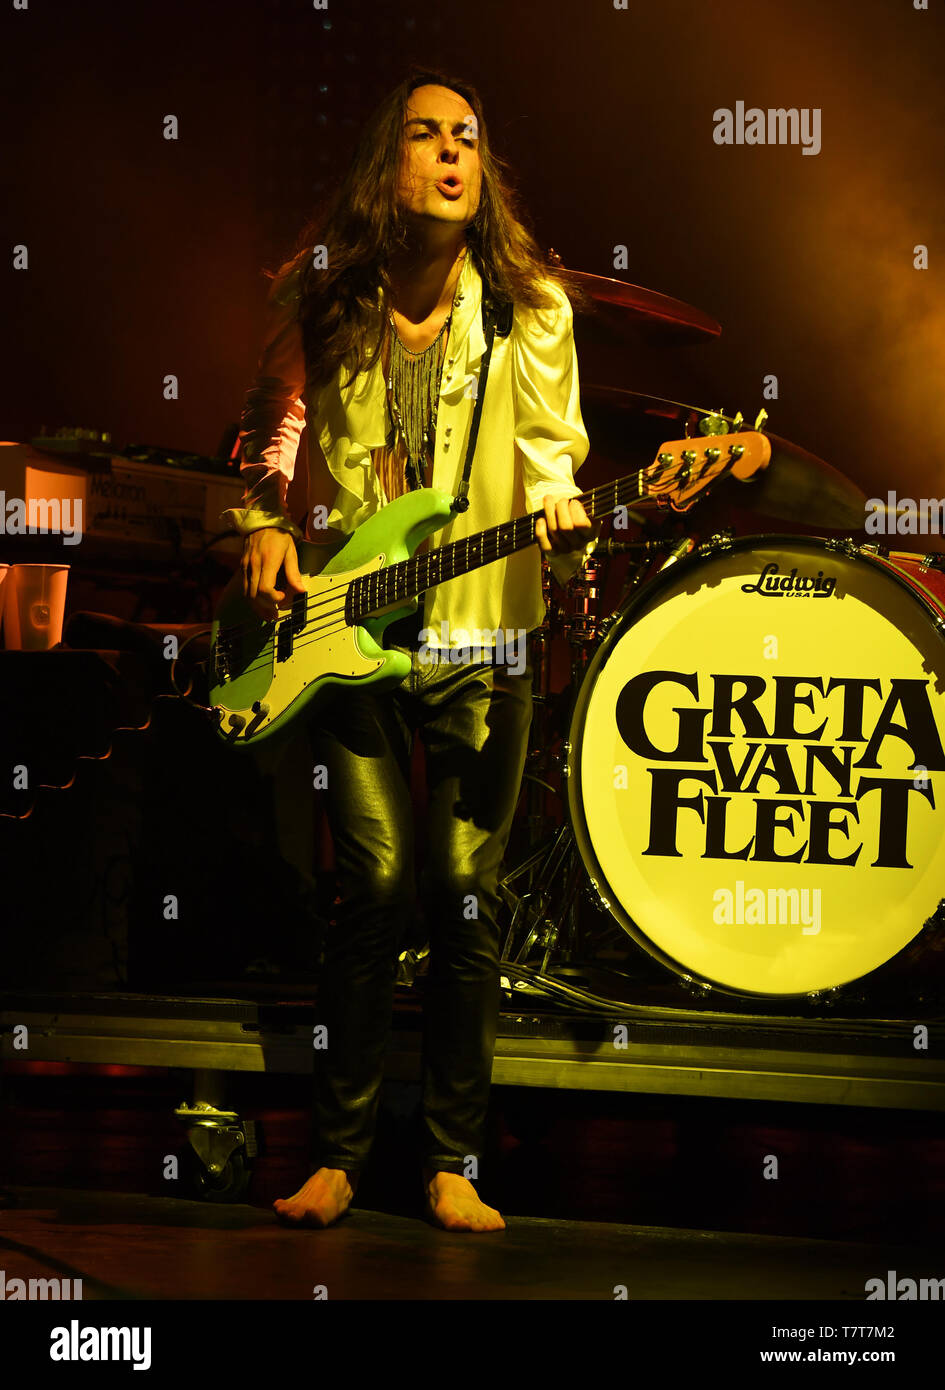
[346,468,650,623]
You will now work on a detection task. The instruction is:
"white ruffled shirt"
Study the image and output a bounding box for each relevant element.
[221,249,591,647]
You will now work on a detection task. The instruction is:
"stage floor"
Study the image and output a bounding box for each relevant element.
[1,1184,940,1301]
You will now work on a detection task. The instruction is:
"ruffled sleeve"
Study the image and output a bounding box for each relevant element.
[220,258,311,539]
[511,278,592,586]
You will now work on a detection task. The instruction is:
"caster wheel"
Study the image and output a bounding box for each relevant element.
[181,1146,252,1203]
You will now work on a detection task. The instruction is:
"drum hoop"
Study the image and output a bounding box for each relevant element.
[865,550,945,626]
[564,533,945,999]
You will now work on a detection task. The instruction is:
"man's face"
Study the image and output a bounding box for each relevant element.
[396,84,482,230]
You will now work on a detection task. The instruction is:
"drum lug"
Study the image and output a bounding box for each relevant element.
[806,986,841,1007]
[920,553,945,572]
[698,529,734,555]
[923,898,945,930]
[824,536,859,557]
[861,541,888,557]
[585,877,611,912]
[679,975,711,999]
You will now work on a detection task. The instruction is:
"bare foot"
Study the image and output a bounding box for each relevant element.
[273,1168,358,1228]
[423,1169,506,1232]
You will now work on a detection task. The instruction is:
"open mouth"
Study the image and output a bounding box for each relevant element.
[435,175,463,199]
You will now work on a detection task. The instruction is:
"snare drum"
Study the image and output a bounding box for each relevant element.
[565,537,945,997]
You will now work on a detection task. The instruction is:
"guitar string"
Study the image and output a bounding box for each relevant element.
[215,469,660,651]
[214,446,737,652]
[211,449,749,717]
[212,452,735,681]
[214,524,535,683]
[213,489,647,683]
[216,513,551,650]
[213,515,555,684]
[216,521,534,657]
[214,492,602,682]
[214,513,572,678]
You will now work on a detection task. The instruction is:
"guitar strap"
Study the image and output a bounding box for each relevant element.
[450,289,513,514]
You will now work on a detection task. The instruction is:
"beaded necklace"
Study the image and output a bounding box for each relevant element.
[385,308,452,491]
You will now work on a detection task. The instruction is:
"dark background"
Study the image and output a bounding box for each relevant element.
[2,1,944,1256]
[4,0,943,503]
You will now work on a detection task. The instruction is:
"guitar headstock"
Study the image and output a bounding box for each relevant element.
[643,430,772,512]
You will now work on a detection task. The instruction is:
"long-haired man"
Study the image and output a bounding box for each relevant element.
[223,67,594,1231]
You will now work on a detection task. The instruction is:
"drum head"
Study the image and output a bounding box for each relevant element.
[567,537,945,996]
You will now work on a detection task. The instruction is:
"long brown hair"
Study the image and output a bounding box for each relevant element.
[266,66,589,394]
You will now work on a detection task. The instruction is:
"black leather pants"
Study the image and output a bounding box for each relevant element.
[306,615,533,1178]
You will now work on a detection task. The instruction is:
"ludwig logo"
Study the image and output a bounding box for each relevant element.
[741,563,837,598]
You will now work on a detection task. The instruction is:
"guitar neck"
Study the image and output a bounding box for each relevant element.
[350,471,647,622]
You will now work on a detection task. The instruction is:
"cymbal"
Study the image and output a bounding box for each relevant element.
[580,387,867,530]
[565,269,722,344]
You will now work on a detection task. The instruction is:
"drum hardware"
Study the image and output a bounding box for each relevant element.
[597,537,669,556]
[924,900,945,929]
[618,551,668,619]
[678,976,712,999]
[657,536,697,570]
[566,552,606,647]
[502,393,939,1008]
[697,528,735,555]
[583,875,611,913]
[805,988,841,1008]
[563,533,945,1004]
[502,547,691,975]
[499,820,586,971]
[595,611,622,643]
[824,536,860,556]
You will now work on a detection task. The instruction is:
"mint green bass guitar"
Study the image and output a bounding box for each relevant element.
[208,430,769,747]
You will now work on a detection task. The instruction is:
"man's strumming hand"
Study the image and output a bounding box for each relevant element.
[242,527,306,621]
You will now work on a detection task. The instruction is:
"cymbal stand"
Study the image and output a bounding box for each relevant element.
[499,537,690,975]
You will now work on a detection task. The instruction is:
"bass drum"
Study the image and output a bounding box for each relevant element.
[565,537,945,999]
